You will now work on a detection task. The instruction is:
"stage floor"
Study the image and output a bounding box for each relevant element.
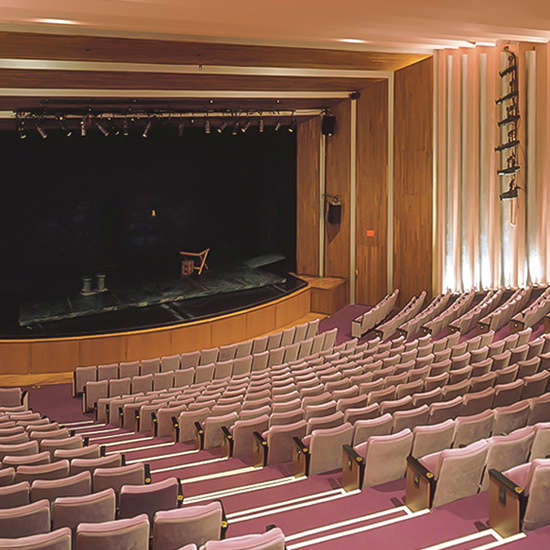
[12,265,304,338]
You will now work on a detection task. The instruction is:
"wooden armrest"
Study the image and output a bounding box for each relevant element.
[221,426,233,458]
[83,436,89,447]
[510,319,525,332]
[100,445,106,457]
[176,477,184,507]
[373,329,383,339]
[171,415,180,443]
[293,437,310,477]
[489,468,526,539]
[405,455,436,511]
[194,421,204,450]
[477,321,490,334]
[448,324,459,333]
[121,453,126,466]
[397,328,408,339]
[118,406,125,425]
[342,444,365,492]
[252,431,268,468]
[420,326,432,336]
[144,463,152,484]
[134,409,141,433]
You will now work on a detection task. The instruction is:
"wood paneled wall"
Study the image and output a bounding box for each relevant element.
[356,81,389,305]
[325,99,351,280]
[0,287,310,375]
[393,57,434,305]
[296,117,321,276]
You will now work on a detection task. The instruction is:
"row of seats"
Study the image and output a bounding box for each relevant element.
[81,326,337,413]
[479,286,533,332]
[423,289,476,336]
[351,289,399,338]
[512,285,550,330]
[74,318,322,395]
[375,291,427,340]
[398,291,451,340]
[449,288,503,334]
[0,387,28,409]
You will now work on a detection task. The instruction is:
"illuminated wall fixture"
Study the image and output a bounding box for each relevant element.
[80,118,87,137]
[274,121,282,132]
[217,121,228,134]
[259,118,265,133]
[324,193,342,224]
[36,122,47,139]
[205,119,211,134]
[123,118,129,136]
[142,118,153,138]
[288,117,296,133]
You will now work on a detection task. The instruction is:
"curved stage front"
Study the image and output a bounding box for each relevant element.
[0,274,311,375]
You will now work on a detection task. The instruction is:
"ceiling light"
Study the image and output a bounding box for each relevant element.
[232,122,239,135]
[288,117,296,133]
[241,120,251,133]
[123,119,129,137]
[205,119,211,134]
[259,119,264,133]
[217,121,227,134]
[274,121,281,132]
[338,38,367,44]
[17,121,26,140]
[178,121,184,136]
[33,18,79,25]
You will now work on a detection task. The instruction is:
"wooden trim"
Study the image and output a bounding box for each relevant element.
[405,455,435,512]
[0,286,311,375]
[488,468,526,539]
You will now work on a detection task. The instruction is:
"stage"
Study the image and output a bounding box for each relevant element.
[13,264,305,338]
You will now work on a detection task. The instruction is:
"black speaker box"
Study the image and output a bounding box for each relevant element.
[328,202,342,224]
[322,115,336,136]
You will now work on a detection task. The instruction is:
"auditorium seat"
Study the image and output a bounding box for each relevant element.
[141,358,161,376]
[74,367,97,396]
[0,499,51,538]
[30,471,92,502]
[92,463,147,496]
[529,422,550,460]
[411,419,455,458]
[493,379,524,407]
[462,387,495,416]
[0,467,15,486]
[453,409,494,448]
[153,501,224,550]
[0,528,71,550]
[119,361,140,379]
[469,372,497,393]
[70,454,124,476]
[0,440,39,461]
[119,477,181,521]
[253,419,307,466]
[493,401,531,435]
[392,405,429,433]
[522,371,550,399]
[0,481,30,508]
[52,488,116,530]
[428,396,463,424]
[75,514,150,550]
[3,451,51,468]
[202,526,285,550]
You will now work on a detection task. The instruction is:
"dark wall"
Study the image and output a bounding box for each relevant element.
[0,125,296,299]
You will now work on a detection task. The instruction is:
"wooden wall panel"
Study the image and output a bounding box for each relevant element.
[210,315,248,347]
[393,57,434,305]
[356,81,389,306]
[29,339,80,374]
[325,99,351,283]
[169,323,213,355]
[296,116,321,276]
[246,306,277,339]
[79,335,127,367]
[126,330,172,362]
[0,342,31,375]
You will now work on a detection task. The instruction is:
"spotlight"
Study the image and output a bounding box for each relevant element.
[123,118,129,136]
[217,121,227,134]
[36,123,47,139]
[142,119,152,138]
[288,118,296,133]
[274,121,281,132]
[96,121,109,136]
[232,122,239,135]
[81,118,87,137]
[178,120,184,136]
[259,118,264,133]
[205,119,211,134]
[58,116,72,137]
[241,120,251,133]
[17,121,26,140]
[500,181,519,200]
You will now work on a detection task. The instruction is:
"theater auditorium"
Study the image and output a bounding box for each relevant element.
[0,2,550,549]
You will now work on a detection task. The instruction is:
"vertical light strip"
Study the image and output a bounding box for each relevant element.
[526,49,539,282]
[478,53,491,289]
[432,52,440,295]
[387,72,395,293]
[444,54,455,291]
[350,97,357,304]
[460,53,470,291]
[319,130,326,277]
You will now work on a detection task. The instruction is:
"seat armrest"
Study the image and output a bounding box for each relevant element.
[488,468,526,539]
[171,415,179,443]
[405,455,436,512]
[342,444,364,492]
[194,421,204,450]
[293,436,310,477]
[252,431,268,468]
[221,426,233,458]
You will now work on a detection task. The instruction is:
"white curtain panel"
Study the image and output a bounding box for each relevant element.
[434,43,550,292]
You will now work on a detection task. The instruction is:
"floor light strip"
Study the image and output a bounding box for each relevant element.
[286,508,430,549]
[100,436,154,447]
[185,476,303,503]
[62,420,97,427]
[152,456,229,473]
[126,448,199,464]
[228,489,346,519]
[110,441,175,453]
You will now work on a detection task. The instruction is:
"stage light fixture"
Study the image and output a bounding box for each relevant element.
[142,119,153,138]
[241,120,251,133]
[205,119,211,134]
[36,123,47,139]
[80,118,87,137]
[178,120,184,136]
[232,122,239,135]
[500,181,519,200]
[288,117,296,133]
[123,118,129,136]
[259,118,265,133]
[217,121,227,134]
[58,116,72,137]
[17,121,26,139]
[274,121,281,132]
[96,122,109,137]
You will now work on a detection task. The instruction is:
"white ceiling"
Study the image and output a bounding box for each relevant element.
[1,0,550,52]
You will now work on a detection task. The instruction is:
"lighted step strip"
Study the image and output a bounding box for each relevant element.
[418,529,526,550]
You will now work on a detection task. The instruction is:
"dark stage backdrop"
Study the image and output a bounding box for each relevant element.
[0,126,297,300]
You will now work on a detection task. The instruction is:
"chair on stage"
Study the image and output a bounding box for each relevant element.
[180,249,210,276]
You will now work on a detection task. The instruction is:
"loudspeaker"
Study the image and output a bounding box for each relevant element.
[328,202,342,224]
[322,115,336,136]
